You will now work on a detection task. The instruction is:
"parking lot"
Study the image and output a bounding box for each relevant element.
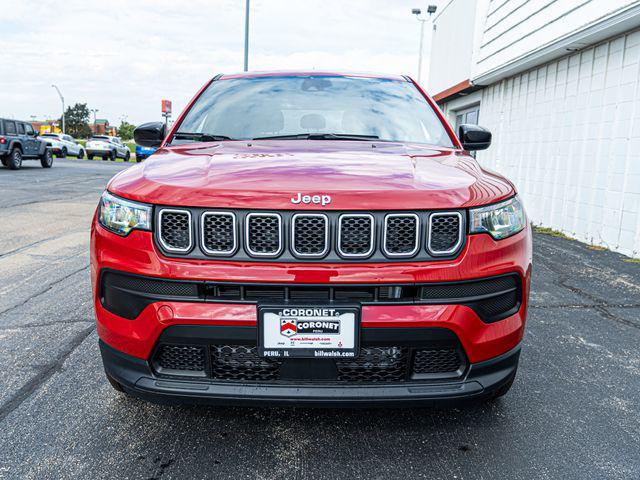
[0,159,638,479]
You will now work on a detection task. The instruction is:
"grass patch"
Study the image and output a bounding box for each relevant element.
[587,245,607,251]
[623,258,640,263]
[533,226,573,240]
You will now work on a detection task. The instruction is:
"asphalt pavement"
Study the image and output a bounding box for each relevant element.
[0,158,638,479]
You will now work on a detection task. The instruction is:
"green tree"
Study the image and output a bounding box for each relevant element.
[60,103,91,139]
[118,121,136,141]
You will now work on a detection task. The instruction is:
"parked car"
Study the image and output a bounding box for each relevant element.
[39,132,85,158]
[0,118,53,169]
[135,144,156,162]
[92,71,531,406]
[86,135,130,161]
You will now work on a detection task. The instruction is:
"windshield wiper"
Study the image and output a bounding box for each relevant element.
[173,132,235,142]
[252,133,380,141]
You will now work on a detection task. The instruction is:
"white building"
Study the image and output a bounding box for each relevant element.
[429,0,640,258]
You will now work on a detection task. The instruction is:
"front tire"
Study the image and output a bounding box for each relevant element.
[110,150,116,161]
[124,151,130,162]
[77,149,85,159]
[60,147,67,158]
[8,148,22,170]
[40,149,53,168]
[88,154,94,160]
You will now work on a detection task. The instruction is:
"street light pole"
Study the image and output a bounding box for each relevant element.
[417,17,426,83]
[90,109,99,133]
[51,84,65,134]
[412,6,437,84]
[243,0,250,71]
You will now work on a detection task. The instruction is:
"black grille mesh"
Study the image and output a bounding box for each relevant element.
[336,347,408,382]
[211,345,280,381]
[247,215,280,254]
[385,215,418,255]
[339,216,373,256]
[102,271,199,297]
[413,348,461,374]
[152,343,466,383]
[160,211,191,250]
[155,209,466,260]
[474,290,519,318]
[420,275,517,300]
[202,213,235,253]
[293,215,327,256]
[154,344,205,372]
[429,214,460,253]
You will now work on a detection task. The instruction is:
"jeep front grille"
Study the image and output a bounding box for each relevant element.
[155,208,465,262]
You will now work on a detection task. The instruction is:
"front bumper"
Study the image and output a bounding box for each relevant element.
[101,334,520,406]
[91,218,531,404]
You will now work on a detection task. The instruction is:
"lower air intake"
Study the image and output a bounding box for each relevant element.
[153,344,206,376]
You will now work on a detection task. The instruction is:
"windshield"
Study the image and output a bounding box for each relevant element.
[42,134,59,138]
[91,136,109,141]
[175,76,454,147]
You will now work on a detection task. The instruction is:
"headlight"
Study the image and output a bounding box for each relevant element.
[98,191,152,236]
[469,196,526,240]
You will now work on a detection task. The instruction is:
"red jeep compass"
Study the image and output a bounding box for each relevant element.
[91,71,532,406]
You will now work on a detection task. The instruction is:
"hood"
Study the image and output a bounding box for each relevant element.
[107,140,514,210]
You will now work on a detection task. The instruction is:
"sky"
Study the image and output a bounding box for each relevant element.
[0,0,440,127]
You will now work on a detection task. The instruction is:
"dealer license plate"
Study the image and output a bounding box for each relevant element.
[258,306,359,359]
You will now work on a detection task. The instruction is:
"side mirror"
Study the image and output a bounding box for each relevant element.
[30,130,38,137]
[458,124,491,151]
[134,122,166,148]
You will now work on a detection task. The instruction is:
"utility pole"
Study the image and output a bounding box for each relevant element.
[243,0,250,71]
[51,84,65,133]
[411,6,437,83]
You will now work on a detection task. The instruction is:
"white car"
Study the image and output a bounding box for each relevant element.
[85,136,131,161]
[39,133,85,158]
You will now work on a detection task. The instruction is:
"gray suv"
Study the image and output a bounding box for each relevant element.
[0,118,53,170]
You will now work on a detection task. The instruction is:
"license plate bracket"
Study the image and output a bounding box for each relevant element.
[257,305,360,359]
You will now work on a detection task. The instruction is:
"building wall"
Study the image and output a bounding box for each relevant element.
[472,29,640,257]
[474,0,639,80]
[428,0,481,94]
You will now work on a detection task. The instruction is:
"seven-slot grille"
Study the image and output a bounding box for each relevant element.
[156,208,465,260]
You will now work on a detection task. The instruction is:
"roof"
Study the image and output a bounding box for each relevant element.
[219,70,409,81]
